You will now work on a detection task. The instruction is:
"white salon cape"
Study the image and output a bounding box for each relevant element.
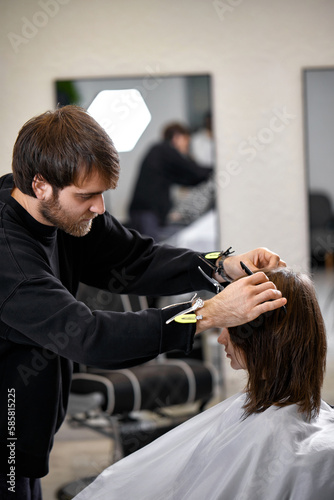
[73,392,334,500]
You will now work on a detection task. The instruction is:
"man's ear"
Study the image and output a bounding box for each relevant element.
[32,175,53,200]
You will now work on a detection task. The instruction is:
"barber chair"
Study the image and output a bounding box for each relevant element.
[57,356,215,499]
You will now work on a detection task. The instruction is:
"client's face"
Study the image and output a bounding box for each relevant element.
[218,328,246,370]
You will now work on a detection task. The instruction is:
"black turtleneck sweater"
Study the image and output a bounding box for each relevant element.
[0,174,217,478]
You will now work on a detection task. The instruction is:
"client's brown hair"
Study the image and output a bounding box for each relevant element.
[229,268,327,420]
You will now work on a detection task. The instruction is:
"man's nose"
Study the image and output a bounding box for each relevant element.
[90,194,105,215]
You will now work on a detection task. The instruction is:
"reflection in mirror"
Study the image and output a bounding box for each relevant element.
[303,68,334,407]
[55,74,218,250]
[303,68,334,270]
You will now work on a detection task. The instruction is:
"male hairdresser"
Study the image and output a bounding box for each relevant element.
[0,105,286,499]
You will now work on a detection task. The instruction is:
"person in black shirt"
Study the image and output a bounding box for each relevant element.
[0,105,286,499]
[129,122,213,240]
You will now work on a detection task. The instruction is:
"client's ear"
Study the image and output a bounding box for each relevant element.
[32,175,53,200]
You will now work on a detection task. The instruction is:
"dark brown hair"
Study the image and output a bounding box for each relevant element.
[163,122,190,142]
[12,105,120,197]
[229,268,327,420]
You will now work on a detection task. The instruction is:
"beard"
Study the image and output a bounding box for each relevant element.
[39,193,95,237]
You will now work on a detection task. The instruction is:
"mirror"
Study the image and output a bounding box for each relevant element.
[55,74,218,250]
[303,68,334,269]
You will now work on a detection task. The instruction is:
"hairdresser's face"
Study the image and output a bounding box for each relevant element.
[172,133,190,155]
[39,170,107,237]
[218,328,246,370]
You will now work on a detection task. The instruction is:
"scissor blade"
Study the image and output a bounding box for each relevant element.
[198,266,224,293]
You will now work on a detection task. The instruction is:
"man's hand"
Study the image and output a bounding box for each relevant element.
[195,272,287,334]
[217,247,286,281]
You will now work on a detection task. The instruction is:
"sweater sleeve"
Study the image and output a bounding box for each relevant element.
[156,143,213,186]
[75,213,218,297]
[1,276,196,369]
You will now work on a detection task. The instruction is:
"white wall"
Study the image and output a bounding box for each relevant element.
[1,0,334,270]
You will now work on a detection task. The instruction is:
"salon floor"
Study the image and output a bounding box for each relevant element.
[41,269,334,500]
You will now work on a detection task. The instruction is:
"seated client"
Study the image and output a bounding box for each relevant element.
[74,268,334,500]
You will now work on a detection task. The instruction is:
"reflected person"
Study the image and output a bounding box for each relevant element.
[128,122,213,241]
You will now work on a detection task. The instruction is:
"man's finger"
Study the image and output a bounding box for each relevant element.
[255,248,285,270]
[246,272,269,284]
[251,281,278,295]
[252,297,287,318]
[254,287,283,305]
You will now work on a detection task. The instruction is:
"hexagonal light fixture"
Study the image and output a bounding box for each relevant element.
[87,89,151,152]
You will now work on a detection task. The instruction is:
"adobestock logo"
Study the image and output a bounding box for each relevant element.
[7,0,71,54]
[213,0,244,21]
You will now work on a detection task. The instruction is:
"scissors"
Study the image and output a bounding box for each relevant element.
[197,265,224,294]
